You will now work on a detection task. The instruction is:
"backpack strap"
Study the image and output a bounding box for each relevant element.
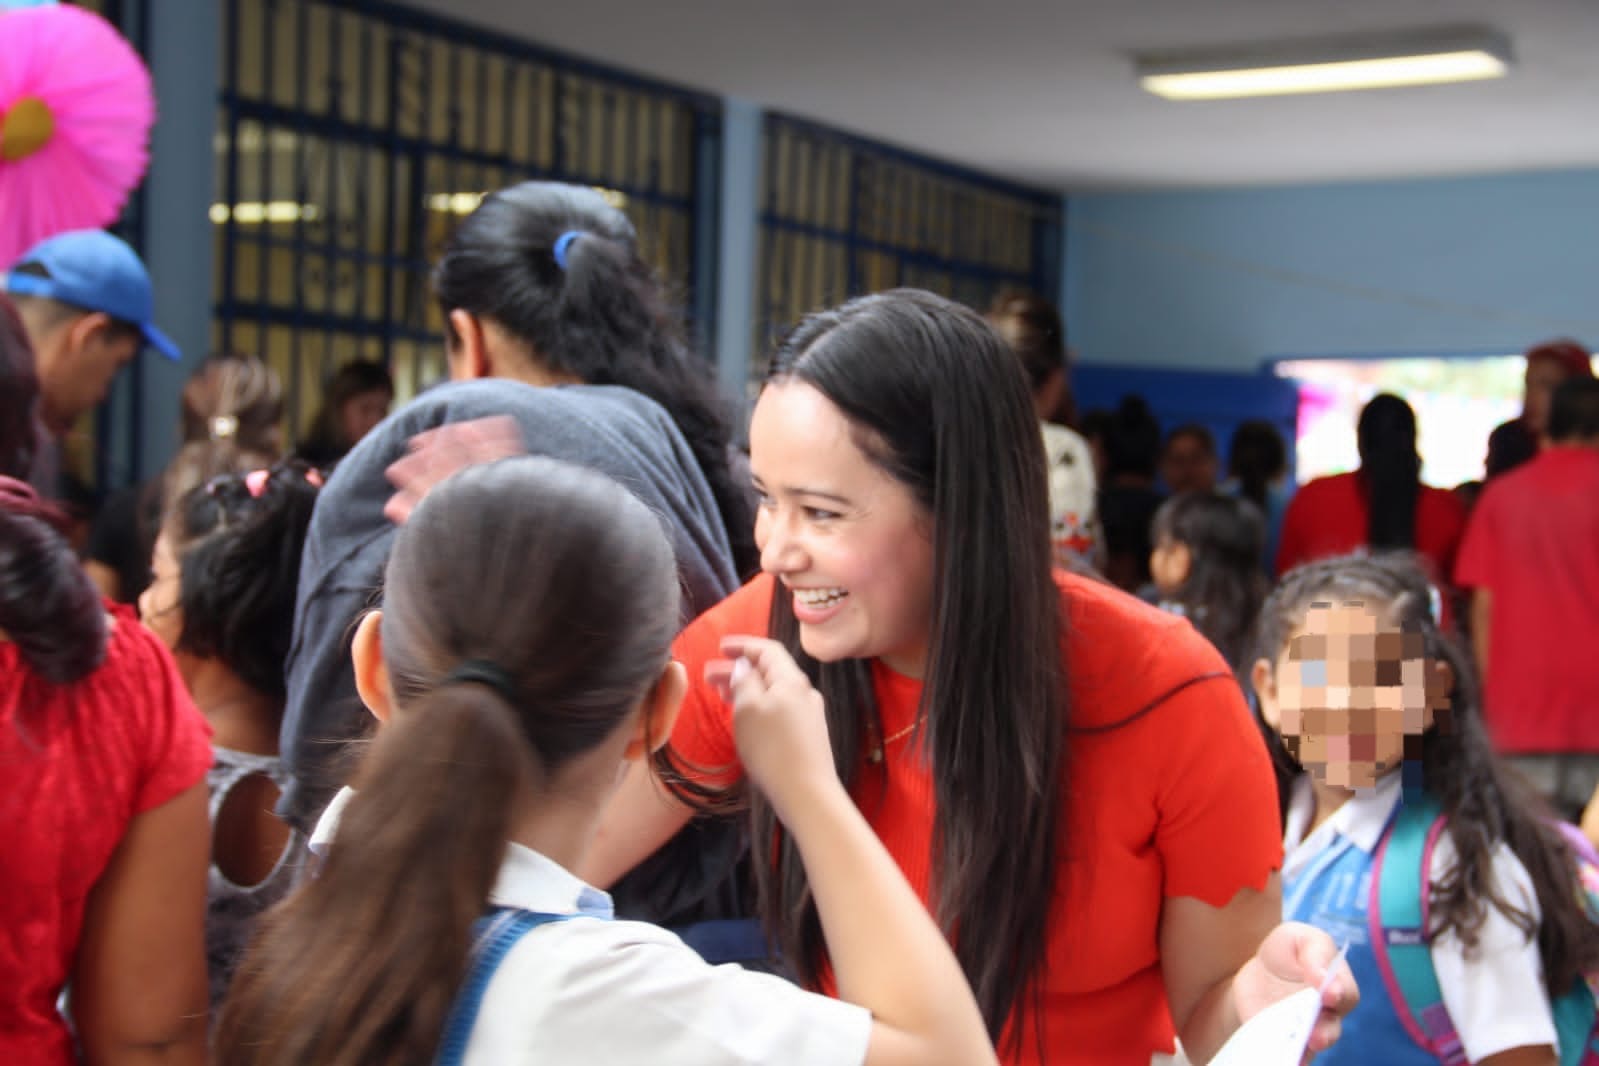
[1549,822,1599,1066]
[435,908,582,1066]
[1370,794,1469,1065]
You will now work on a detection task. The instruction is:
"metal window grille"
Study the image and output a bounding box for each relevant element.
[215,0,719,442]
[757,113,1062,383]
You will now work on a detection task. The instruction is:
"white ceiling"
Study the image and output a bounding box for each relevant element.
[410,0,1599,191]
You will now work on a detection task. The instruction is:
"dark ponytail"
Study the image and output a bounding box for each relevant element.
[217,457,682,1065]
[217,684,529,1066]
[1227,419,1288,511]
[433,181,757,577]
[0,479,106,685]
[1357,394,1421,551]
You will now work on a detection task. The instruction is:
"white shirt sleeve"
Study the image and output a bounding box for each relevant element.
[466,916,872,1066]
[1428,835,1560,1062]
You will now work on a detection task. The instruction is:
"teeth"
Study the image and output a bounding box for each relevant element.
[795,587,848,608]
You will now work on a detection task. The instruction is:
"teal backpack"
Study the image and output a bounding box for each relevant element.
[1370,795,1599,1066]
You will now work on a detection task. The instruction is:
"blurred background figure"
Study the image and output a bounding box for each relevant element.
[1223,419,1294,574]
[988,291,1102,573]
[1275,394,1465,626]
[293,359,394,473]
[1148,491,1268,671]
[1096,395,1165,593]
[84,352,283,604]
[1159,423,1219,496]
[1486,338,1596,478]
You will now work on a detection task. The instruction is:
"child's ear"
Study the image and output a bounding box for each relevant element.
[351,611,394,723]
[1250,657,1281,729]
[623,660,686,762]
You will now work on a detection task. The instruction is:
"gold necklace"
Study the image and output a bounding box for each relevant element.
[867,719,920,764]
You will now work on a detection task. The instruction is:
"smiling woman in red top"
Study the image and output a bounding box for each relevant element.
[585,289,1356,1065]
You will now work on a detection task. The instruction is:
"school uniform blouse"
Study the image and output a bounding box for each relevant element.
[311,789,871,1065]
[670,571,1283,1065]
[1282,773,1556,1062]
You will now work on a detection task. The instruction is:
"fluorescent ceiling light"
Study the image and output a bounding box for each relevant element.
[425,186,630,215]
[1136,26,1511,101]
[209,201,321,224]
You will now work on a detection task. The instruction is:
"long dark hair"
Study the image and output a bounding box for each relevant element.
[216,458,681,1065]
[164,462,321,703]
[1250,553,1599,997]
[671,289,1065,1051]
[1151,492,1268,669]
[1356,394,1421,550]
[0,478,107,685]
[1227,419,1288,510]
[433,180,757,577]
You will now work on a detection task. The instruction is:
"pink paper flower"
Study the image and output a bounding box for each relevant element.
[0,4,155,266]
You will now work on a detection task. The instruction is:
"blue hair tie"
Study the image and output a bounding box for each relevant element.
[552,231,585,271]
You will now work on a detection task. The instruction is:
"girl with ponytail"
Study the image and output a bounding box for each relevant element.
[218,457,997,1066]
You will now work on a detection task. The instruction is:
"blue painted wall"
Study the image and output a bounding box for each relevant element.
[1063,168,1599,372]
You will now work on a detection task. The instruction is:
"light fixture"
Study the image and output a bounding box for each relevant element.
[1135,26,1511,101]
[424,186,630,215]
[209,201,320,224]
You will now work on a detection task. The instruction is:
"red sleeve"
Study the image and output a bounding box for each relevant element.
[1453,488,1499,591]
[1424,487,1468,583]
[119,618,214,815]
[1152,639,1283,902]
[666,577,776,783]
[1274,489,1308,576]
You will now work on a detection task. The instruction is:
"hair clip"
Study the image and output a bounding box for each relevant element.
[1426,583,1442,624]
[552,230,586,271]
[209,414,239,440]
[244,469,271,498]
[304,467,324,488]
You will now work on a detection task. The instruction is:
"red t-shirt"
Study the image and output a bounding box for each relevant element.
[1275,471,1466,600]
[0,606,214,1065]
[1454,447,1599,753]
[671,572,1282,1065]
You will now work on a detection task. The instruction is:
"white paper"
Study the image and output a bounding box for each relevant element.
[1208,986,1323,1066]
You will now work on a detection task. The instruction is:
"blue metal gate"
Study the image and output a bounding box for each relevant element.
[214,0,719,437]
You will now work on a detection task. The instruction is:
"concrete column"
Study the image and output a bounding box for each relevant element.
[130,0,221,480]
[713,97,762,435]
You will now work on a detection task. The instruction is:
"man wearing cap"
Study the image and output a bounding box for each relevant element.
[1484,338,1597,480]
[2,229,180,493]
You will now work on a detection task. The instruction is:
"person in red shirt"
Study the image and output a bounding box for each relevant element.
[1484,339,1596,480]
[0,480,213,1065]
[583,289,1357,1065]
[0,297,212,1066]
[1276,394,1465,620]
[1455,377,1599,820]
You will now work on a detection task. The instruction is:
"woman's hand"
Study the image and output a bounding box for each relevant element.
[383,415,525,524]
[709,636,838,817]
[1232,921,1358,1062]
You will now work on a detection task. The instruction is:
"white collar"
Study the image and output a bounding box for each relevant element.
[1283,771,1402,876]
[307,786,613,918]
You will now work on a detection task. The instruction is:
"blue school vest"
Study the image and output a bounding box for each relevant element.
[1283,815,1438,1066]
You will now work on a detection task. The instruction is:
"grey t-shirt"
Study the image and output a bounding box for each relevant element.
[278,380,738,835]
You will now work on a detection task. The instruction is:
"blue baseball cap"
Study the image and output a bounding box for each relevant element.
[2,230,180,361]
